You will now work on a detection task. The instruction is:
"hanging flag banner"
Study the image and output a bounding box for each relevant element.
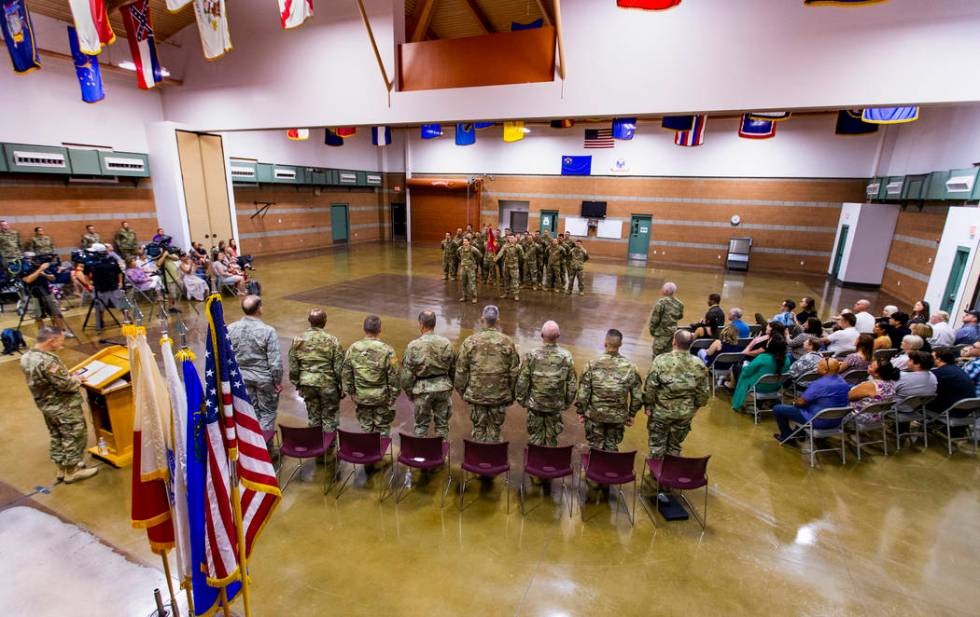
[192,0,232,60]
[584,128,615,148]
[421,124,443,139]
[120,0,164,90]
[278,0,313,29]
[68,26,106,103]
[612,117,637,140]
[835,110,878,136]
[503,121,526,142]
[371,126,391,146]
[166,0,191,9]
[455,123,476,146]
[661,115,695,132]
[747,111,791,122]
[738,114,776,139]
[287,129,309,140]
[335,127,356,138]
[861,106,919,124]
[324,129,344,146]
[68,0,116,55]
[550,119,575,129]
[804,0,889,6]
[674,114,707,146]
[1,0,41,74]
[511,18,543,30]
[617,0,683,9]
[474,122,494,129]
[561,155,592,176]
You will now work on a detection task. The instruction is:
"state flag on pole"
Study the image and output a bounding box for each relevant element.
[129,325,176,554]
[455,123,476,146]
[1,0,41,74]
[192,0,232,60]
[161,338,192,587]
[68,26,106,104]
[503,121,526,143]
[287,129,309,140]
[278,0,313,29]
[371,126,392,146]
[674,114,706,146]
[738,114,776,139]
[835,110,878,136]
[120,1,164,90]
[612,117,637,140]
[661,115,695,132]
[68,0,116,55]
[861,106,919,124]
[618,0,682,9]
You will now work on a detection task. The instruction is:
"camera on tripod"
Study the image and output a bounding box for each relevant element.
[145,236,174,259]
[71,249,104,268]
[6,253,59,276]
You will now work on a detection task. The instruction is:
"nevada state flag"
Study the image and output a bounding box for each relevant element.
[68,26,105,103]
[120,0,164,90]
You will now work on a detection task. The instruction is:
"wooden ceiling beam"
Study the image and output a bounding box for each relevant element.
[411,0,438,42]
[461,0,493,34]
[535,0,553,26]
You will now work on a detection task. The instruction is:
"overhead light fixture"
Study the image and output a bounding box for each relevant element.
[116,60,171,78]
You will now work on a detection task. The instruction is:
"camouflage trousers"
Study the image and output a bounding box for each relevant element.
[524,261,539,288]
[527,409,563,446]
[566,267,584,294]
[651,335,674,360]
[583,418,626,452]
[502,265,520,299]
[355,403,396,436]
[297,386,340,432]
[412,390,452,438]
[545,264,563,291]
[470,404,507,442]
[483,260,499,285]
[450,256,460,278]
[647,414,693,459]
[41,403,88,468]
[442,254,452,278]
[245,381,280,432]
[460,265,478,300]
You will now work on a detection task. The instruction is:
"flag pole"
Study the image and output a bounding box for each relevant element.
[160,552,181,617]
[183,579,194,616]
[219,587,232,617]
[228,463,252,617]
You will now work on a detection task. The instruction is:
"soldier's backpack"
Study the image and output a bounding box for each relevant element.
[2,328,26,355]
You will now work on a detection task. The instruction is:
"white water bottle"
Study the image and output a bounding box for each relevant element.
[97,437,108,456]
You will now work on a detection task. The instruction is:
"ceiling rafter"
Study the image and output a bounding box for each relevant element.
[534,0,553,26]
[460,0,493,34]
[411,0,439,42]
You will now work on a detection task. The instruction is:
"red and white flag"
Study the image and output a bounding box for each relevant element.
[287,128,310,141]
[68,0,116,55]
[278,0,314,29]
[120,1,164,90]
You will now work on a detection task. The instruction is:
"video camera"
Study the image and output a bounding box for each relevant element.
[71,249,104,268]
[145,235,173,258]
[6,253,60,276]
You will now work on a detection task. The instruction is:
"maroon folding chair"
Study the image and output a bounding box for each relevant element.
[330,429,393,501]
[458,439,511,513]
[577,449,638,526]
[262,428,280,472]
[642,454,711,530]
[520,444,575,517]
[276,425,335,493]
[394,433,452,506]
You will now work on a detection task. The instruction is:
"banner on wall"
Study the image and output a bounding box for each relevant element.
[120,0,164,90]
[550,119,575,129]
[324,129,344,146]
[584,128,615,148]
[421,124,443,139]
[287,129,309,140]
[455,123,476,146]
[861,106,919,124]
[192,0,232,60]
[68,26,106,103]
[835,110,878,135]
[661,115,695,132]
[674,114,706,146]
[371,126,391,146]
[335,127,356,138]
[612,118,637,140]
[1,0,41,74]
[738,114,776,139]
[561,155,592,176]
[503,121,527,142]
[68,0,116,55]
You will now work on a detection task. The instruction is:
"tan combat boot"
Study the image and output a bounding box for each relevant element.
[56,465,65,481]
[63,462,99,483]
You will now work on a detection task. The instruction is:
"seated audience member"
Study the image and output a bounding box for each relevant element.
[692,293,725,338]
[909,300,930,325]
[788,338,824,380]
[125,257,163,300]
[772,299,797,328]
[228,238,253,270]
[151,227,167,243]
[773,357,850,442]
[962,340,980,360]
[962,342,980,397]
[796,296,817,325]
[928,347,976,414]
[728,307,750,338]
[841,333,874,372]
[873,319,893,352]
[212,256,246,296]
[71,263,93,299]
[852,299,876,334]
[928,311,955,348]
[700,324,742,370]
[954,310,980,346]
[895,351,938,410]
[882,305,899,318]
[742,321,786,360]
[888,312,912,350]
[822,313,859,354]
[847,361,899,428]
[910,323,933,353]
[787,318,823,360]
[731,335,790,412]
[179,254,208,301]
[891,335,925,371]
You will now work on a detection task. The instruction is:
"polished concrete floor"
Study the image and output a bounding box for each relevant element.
[1,243,978,616]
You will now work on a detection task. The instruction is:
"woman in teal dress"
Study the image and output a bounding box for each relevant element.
[732,334,791,411]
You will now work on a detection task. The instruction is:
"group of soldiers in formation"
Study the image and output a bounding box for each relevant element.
[441,225,590,303]
[0,220,141,262]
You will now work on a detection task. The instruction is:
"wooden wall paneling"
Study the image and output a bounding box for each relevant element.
[199,134,234,245]
[176,131,212,246]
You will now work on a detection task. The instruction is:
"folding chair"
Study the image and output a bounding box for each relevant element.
[330,430,393,501]
[846,401,892,460]
[690,338,714,355]
[458,440,511,513]
[779,406,852,468]
[393,433,452,506]
[748,324,763,336]
[519,444,575,517]
[889,395,935,451]
[577,449,638,526]
[641,455,710,530]
[276,426,335,493]
[819,351,835,358]
[873,348,898,364]
[792,371,821,398]
[736,338,753,349]
[262,428,281,472]
[123,271,160,308]
[927,398,980,456]
[841,369,869,386]
[749,373,784,423]
[710,352,744,396]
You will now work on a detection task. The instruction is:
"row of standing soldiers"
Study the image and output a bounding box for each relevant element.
[441,227,589,303]
[0,220,140,262]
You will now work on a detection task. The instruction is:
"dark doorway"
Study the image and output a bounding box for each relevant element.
[391,203,406,240]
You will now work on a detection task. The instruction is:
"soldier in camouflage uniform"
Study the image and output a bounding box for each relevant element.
[536,232,549,286]
[342,315,400,436]
[648,281,684,360]
[515,321,577,446]
[495,234,524,301]
[0,219,22,262]
[80,225,101,250]
[26,226,55,255]
[441,232,453,280]
[288,309,344,433]
[449,229,463,279]
[482,237,500,287]
[520,234,538,290]
[227,296,282,433]
[560,233,574,288]
[566,240,589,295]
[455,305,520,442]
[544,238,565,293]
[20,327,99,483]
[575,329,643,451]
[643,330,711,460]
[401,311,455,437]
[113,221,139,261]
[457,237,482,303]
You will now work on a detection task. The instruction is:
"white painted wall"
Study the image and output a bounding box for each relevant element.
[830,203,900,285]
[220,128,404,172]
[877,104,980,176]
[925,207,980,317]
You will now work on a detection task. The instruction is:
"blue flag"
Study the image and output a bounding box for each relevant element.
[68,26,105,104]
[474,122,494,129]
[371,126,391,146]
[612,117,637,140]
[835,110,878,136]
[1,0,40,74]
[455,123,476,146]
[661,115,694,132]
[324,129,344,147]
[561,155,591,176]
[183,355,241,616]
[421,124,443,139]
[861,106,919,124]
[511,18,544,31]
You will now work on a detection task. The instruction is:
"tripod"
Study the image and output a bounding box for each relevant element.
[82,289,124,333]
[14,280,78,340]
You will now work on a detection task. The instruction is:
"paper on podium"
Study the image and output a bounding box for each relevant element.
[75,360,126,389]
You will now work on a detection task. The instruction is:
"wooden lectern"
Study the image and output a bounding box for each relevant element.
[71,345,133,468]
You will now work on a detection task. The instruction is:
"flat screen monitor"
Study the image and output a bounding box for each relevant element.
[581,201,607,219]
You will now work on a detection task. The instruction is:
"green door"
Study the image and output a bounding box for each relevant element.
[628,215,651,260]
[539,211,557,237]
[831,224,849,279]
[941,247,971,313]
[331,204,349,243]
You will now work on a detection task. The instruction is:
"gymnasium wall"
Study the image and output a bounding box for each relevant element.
[220,129,405,173]
[880,207,947,306]
[877,104,980,176]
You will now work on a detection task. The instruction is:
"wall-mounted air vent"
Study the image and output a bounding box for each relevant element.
[865,182,880,198]
[885,181,903,196]
[231,166,256,179]
[13,150,67,169]
[946,175,975,193]
[103,156,145,173]
[274,168,296,180]
[366,174,382,185]
[339,172,357,184]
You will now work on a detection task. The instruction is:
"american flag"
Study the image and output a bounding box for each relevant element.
[584,128,615,149]
[202,296,280,583]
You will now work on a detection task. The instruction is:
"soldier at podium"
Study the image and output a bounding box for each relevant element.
[20,327,99,483]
